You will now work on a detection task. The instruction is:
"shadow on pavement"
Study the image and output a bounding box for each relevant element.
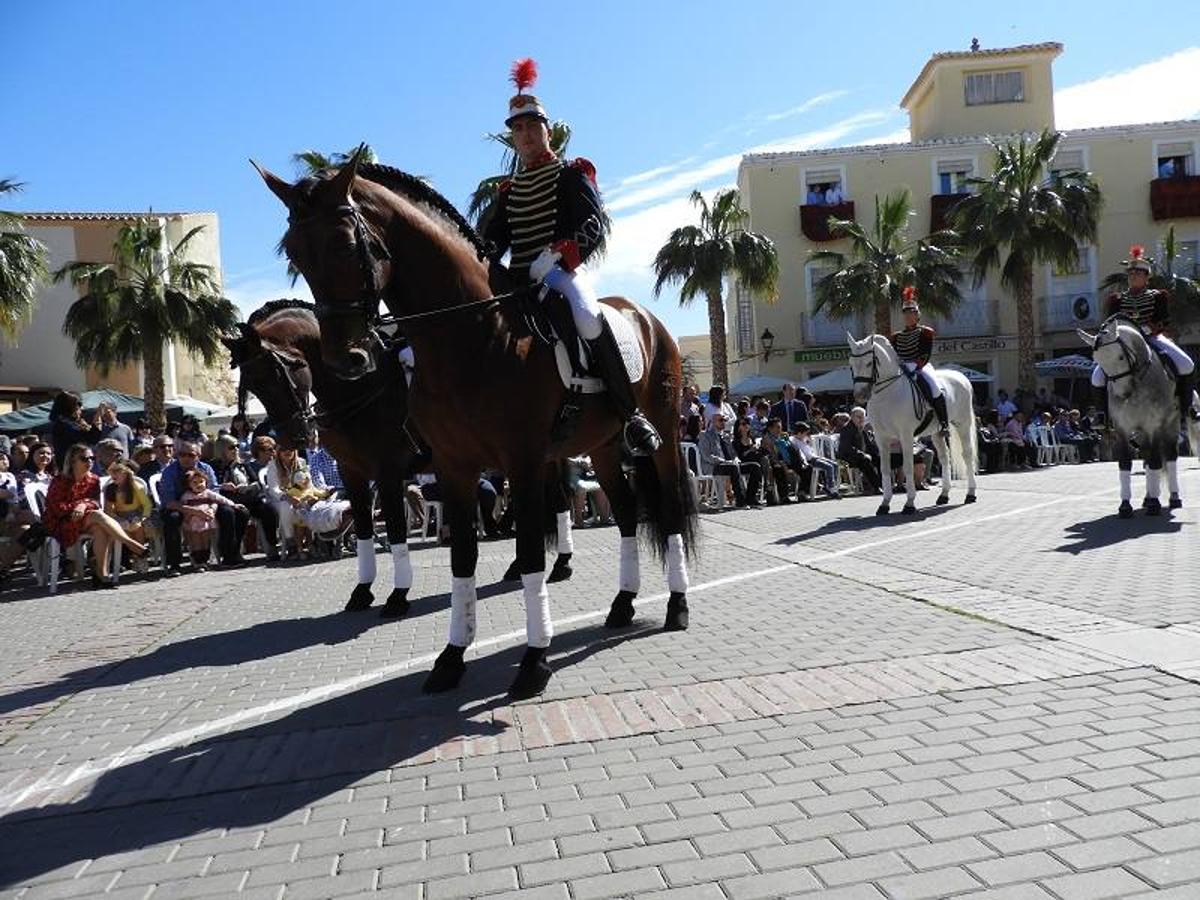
[0,619,663,887]
[773,501,956,546]
[1051,512,1184,555]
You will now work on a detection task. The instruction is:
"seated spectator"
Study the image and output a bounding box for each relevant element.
[138,435,173,482]
[179,469,245,572]
[287,469,351,556]
[9,441,29,474]
[1054,410,1098,462]
[0,448,37,581]
[759,418,800,504]
[44,444,146,586]
[565,456,612,527]
[103,461,155,573]
[704,385,735,436]
[732,417,769,505]
[791,424,840,499]
[246,435,277,481]
[749,400,772,438]
[696,412,762,508]
[977,411,1005,474]
[18,441,56,498]
[993,391,1015,422]
[888,440,932,490]
[213,434,279,560]
[836,407,882,494]
[305,430,343,490]
[132,419,155,449]
[266,445,309,561]
[1002,411,1038,469]
[159,440,249,574]
[177,415,205,446]
[93,438,125,476]
[229,414,254,457]
[407,472,501,537]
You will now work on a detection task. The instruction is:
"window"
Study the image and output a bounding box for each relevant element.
[1050,148,1085,179]
[964,70,1024,106]
[735,285,755,356]
[937,159,973,195]
[806,263,839,305]
[1157,142,1194,179]
[804,169,844,206]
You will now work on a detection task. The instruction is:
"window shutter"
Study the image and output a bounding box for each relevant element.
[937,159,974,175]
[1158,142,1194,159]
[805,169,841,188]
[1052,149,1084,172]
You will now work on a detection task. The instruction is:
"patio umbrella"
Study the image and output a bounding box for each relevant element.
[1034,354,1094,378]
[728,374,791,397]
[799,366,854,393]
[941,363,995,383]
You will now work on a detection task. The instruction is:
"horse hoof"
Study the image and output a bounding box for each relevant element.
[605,590,636,628]
[935,495,950,506]
[507,648,552,701]
[1170,495,1183,510]
[422,647,466,694]
[901,505,917,516]
[1145,498,1163,516]
[547,555,573,584]
[964,494,977,504]
[876,504,890,516]
[344,583,374,612]
[501,561,521,582]
[664,592,689,632]
[379,589,411,619]
[1118,501,1134,519]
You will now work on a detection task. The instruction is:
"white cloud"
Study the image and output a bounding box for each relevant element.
[1055,47,1200,129]
[224,273,312,321]
[853,126,911,146]
[762,90,851,122]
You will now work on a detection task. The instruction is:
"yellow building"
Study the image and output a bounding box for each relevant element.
[0,212,236,411]
[730,42,1200,396]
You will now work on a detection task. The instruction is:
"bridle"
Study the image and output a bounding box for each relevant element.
[850,340,902,399]
[239,347,314,442]
[288,202,391,327]
[1091,316,1149,385]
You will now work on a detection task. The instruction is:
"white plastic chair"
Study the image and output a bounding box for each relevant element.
[24,482,93,593]
[681,442,725,510]
[1047,427,1078,464]
[1033,427,1056,466]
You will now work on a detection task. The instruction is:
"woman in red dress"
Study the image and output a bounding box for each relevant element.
[44,444,147,587]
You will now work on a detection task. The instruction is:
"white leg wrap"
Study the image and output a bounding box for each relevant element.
[618,535,640,593]
[666,533,688,594]
[522,571,553,648]
[1119,470,1132,502]
[448,576,477,647]
[391,543,412,590]
[356,539,376,584]
[556,511,574,556]
[1168,459,1181,496]
[1146,468,1162,499]
[1091,364,1107,388]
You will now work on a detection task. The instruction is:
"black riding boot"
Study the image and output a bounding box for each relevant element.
[587,319,662,455]
[931,394,950,437]
[1176,371,1199,424]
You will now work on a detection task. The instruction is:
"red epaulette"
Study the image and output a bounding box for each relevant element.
[497,178,512,194]
[569,157,597,186]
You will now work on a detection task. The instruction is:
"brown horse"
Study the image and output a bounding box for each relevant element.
[254,151,696,700]
[222,300,419,617]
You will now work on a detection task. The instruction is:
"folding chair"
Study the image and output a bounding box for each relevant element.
[24,482,93,594]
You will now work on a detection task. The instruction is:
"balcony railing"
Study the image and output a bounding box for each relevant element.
[930,193,969,232]
[925,295,993,338]
[800,310,867,346]
[1042,290,1099,331]
[799,201,855,242]
[1150,176,1200,220]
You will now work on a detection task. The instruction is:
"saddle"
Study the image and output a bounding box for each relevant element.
[898,367,936,435]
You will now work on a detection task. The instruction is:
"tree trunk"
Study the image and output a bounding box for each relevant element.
[874,296,891,337]
[143,335,167,433]
[1016,272,1037,392]
[706,287,729,388]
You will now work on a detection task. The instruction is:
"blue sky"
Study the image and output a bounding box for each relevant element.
[5,2,1199,337]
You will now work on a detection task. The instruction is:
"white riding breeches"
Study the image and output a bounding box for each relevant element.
[1092,334,1195,386]
[543,266,603,341]
[902,362,942,398]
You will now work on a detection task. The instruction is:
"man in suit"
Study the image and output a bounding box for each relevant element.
[770,383,809,433]
[836,407,882,494]
[696,413,762,508]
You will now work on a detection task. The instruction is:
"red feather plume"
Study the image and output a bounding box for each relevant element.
[510,58,538,93]
[1129,244,1145,259]
[902,285,917,302]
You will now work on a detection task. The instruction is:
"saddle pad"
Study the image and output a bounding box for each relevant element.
[555,305,645,394]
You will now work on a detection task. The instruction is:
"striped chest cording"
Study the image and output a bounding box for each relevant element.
[892,328,923,361]
[508,160,563,274]
[1118,291,1159,326]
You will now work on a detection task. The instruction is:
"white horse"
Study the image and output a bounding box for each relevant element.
[847,333,979,514]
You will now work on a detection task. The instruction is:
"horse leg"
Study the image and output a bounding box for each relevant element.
[507,465,554,700]
[549,468,574,583]
[1167,449,1183,509]
[593,445,639,628]
[876,430,894,516]
[901,439,917,514]
[379,478,413,618]
[653,444,692,632]
[931,430,952,506]
[1145,444,1164,516]
[422,476,479,693]
[963,417,979,503]
[1116,436,1134,519]
[344,473,376,611]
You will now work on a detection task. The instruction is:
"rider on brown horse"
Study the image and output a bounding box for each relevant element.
[484,58,662,456]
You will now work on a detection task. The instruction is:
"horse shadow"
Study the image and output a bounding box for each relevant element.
[1050,512,1184,555]
[0,579,521,721]
[0,618,663,887]
[774,502,957,546]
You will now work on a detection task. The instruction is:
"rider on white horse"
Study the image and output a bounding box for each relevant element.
[889,287,950,438]
[483,58,661,455]
[1091,245,1199,424]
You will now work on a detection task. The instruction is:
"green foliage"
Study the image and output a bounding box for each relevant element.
[0,179,49,342]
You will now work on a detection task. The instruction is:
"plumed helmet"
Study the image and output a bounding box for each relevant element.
[1122,244,1153,273]
[505,58,549,127]
[900,285,920,313]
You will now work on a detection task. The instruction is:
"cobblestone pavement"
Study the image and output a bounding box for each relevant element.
[0,460,1198,898]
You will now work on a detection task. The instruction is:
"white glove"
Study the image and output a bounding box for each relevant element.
[529,248,562,283]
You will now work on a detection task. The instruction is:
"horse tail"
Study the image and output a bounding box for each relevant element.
[634,444,698,565]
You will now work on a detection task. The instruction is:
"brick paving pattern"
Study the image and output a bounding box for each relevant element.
[0,461,1197,897]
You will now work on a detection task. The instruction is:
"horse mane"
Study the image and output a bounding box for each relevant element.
[246,297,317,327]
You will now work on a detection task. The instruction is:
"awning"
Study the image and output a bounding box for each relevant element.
[728,374,792,397]
[0,389,227,434]
[800,367,854,393]
[940,363,995,383]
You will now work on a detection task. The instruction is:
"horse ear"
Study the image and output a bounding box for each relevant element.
[251,159,295,208]
[237,321,262,347]
[1077,328,1095,345]
[846,331,855,346]
[220,335,242,368]
[328,145,365,203]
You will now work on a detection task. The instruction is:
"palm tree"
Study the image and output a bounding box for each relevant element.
[292,144,378,176]
[55,219,238,431]
[0,179,49,342]
[652,189,778,387]
[1100,227,1200,330]
[952,129,1103,390]
[810,189,962,337]
[467,121,574,232]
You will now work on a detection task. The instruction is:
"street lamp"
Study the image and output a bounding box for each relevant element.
[760,327,775,362]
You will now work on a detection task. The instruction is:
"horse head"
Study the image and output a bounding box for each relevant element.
[846,333,897,405]
[1080,317,1152,403]
[224,321,315,449]
[252,146,390,381]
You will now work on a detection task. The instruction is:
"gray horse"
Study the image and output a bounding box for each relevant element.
[1080,316,1182,517]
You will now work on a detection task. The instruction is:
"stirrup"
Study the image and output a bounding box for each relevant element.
[624,413,662,455]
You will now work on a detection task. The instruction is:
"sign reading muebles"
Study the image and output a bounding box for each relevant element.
[795,336,1013,363]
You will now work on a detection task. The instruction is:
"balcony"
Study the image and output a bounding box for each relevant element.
[1150,176,1200,220]
[1043,290,1099,331]
[930,193,968,232]
[926,295,994,338]
[799,201,855,242]
[800,310,867,346]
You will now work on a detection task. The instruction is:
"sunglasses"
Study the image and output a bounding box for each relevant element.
[80,455,95,462]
